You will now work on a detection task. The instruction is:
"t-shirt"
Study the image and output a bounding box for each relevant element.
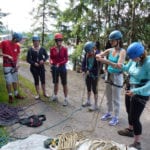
[0,40,20,67]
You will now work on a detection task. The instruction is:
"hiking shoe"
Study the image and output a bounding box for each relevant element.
[51,95,58,101]
[88,105,99,111]
[15,94,24,99]
[8,95,13,104]
[63,99,68,106]
[118,128,134,137]
[82,101,91,107]
[129,142,142,150]
[101,113,112,121]
[35,95,40,100]
[109,117,119,126]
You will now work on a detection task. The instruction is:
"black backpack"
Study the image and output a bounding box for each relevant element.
[18,115,46,127]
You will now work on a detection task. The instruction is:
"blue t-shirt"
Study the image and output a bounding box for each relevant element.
[107,48,123,73]
[122,56,150,96]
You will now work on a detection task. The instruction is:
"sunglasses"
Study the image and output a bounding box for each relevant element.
[55,39,63,42]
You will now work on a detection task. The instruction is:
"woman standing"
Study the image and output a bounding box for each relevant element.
[117,42,150,150]
[81,41,101,111]
[49,33,68,106]
[96,30,126,126]
[27,35,49,99]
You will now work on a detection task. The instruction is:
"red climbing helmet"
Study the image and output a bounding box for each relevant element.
[54,33,63,40]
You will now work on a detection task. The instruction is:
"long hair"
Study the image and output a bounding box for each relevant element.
[140,50,147,65]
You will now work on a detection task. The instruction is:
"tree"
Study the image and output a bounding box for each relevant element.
[31,0,59,46]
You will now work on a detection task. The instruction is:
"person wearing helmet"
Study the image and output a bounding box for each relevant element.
[26,35,49,99]
[49,33,69,106]
[117,42,150,150]
[81,41,101,111]
[0,32,24,103]
[96,30,126,126]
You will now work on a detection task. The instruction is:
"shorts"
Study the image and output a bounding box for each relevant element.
[51,65,67,85]
[3,67,18,84]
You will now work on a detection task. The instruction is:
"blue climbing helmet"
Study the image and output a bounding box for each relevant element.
[84,41,95,53]
[12,32,23,42]
[32,35,40,41]
[127,42,144,59]
[109,30,122,40]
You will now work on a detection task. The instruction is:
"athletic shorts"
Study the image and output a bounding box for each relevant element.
[3,67,18,84]
[51,65,67,85]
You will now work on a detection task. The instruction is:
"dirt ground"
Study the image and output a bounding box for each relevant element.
[7,61,150,150]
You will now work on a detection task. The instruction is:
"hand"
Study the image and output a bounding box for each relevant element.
[117,63,122,69]
[96,55,103,61]
[56,64,60,68]
[39,60,44,65]
[125,90,134,96]
[15,65,20,71]
[7,55,13,60]
[35,62,39,67]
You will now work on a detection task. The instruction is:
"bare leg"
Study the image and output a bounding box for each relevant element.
[87,91,91,102]
[42,84,46,95]
[94,93,98,106]
[35,85,40,96]
[63,84,68,98]
[54,83,59,95]
[134,135,141,143]
[12,82,18,95]
[6,84,12,94]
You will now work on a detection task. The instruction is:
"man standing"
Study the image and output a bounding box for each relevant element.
[0,32,24,103]
[50,33,68,106]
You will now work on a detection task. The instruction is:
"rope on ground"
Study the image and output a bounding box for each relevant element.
[57,126,84,150]
[0,103,22,126]
[46,126,128,150]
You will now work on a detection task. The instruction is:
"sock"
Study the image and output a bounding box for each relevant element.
[14,90,18,96]
[87,99,90,103]
[9,93,13,96]
[65,97,68,101]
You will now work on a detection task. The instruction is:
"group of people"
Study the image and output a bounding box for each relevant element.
[0,30,150,150]
[81,30,150,150]
[0,32,69,106]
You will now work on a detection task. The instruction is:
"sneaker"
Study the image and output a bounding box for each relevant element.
[88,105,98,111]
[101,113,112,121]
[35,95,40,100]
[109,117,119,126]
[8,95,13,104]
[43,94,49,98]
[129,142,142,150]
[51,95,58,101]
[82,101,91,107]
[15,94,24,99]
[63,99,68,106]
[118,128,134,137]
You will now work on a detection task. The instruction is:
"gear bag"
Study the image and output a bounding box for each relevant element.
[18,115,46,127]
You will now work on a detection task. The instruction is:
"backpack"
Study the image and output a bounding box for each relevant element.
[18,115,46,127]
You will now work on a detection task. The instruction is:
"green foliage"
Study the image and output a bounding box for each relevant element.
[0,66,8,103]
[0,128,8,148]
[71,43,84,62]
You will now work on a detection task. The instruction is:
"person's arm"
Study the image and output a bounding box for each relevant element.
[96,49,117,67]
[39,48,49,65]
[26,48,36,65]
[0,49,13,60]
[118,49,126,64]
